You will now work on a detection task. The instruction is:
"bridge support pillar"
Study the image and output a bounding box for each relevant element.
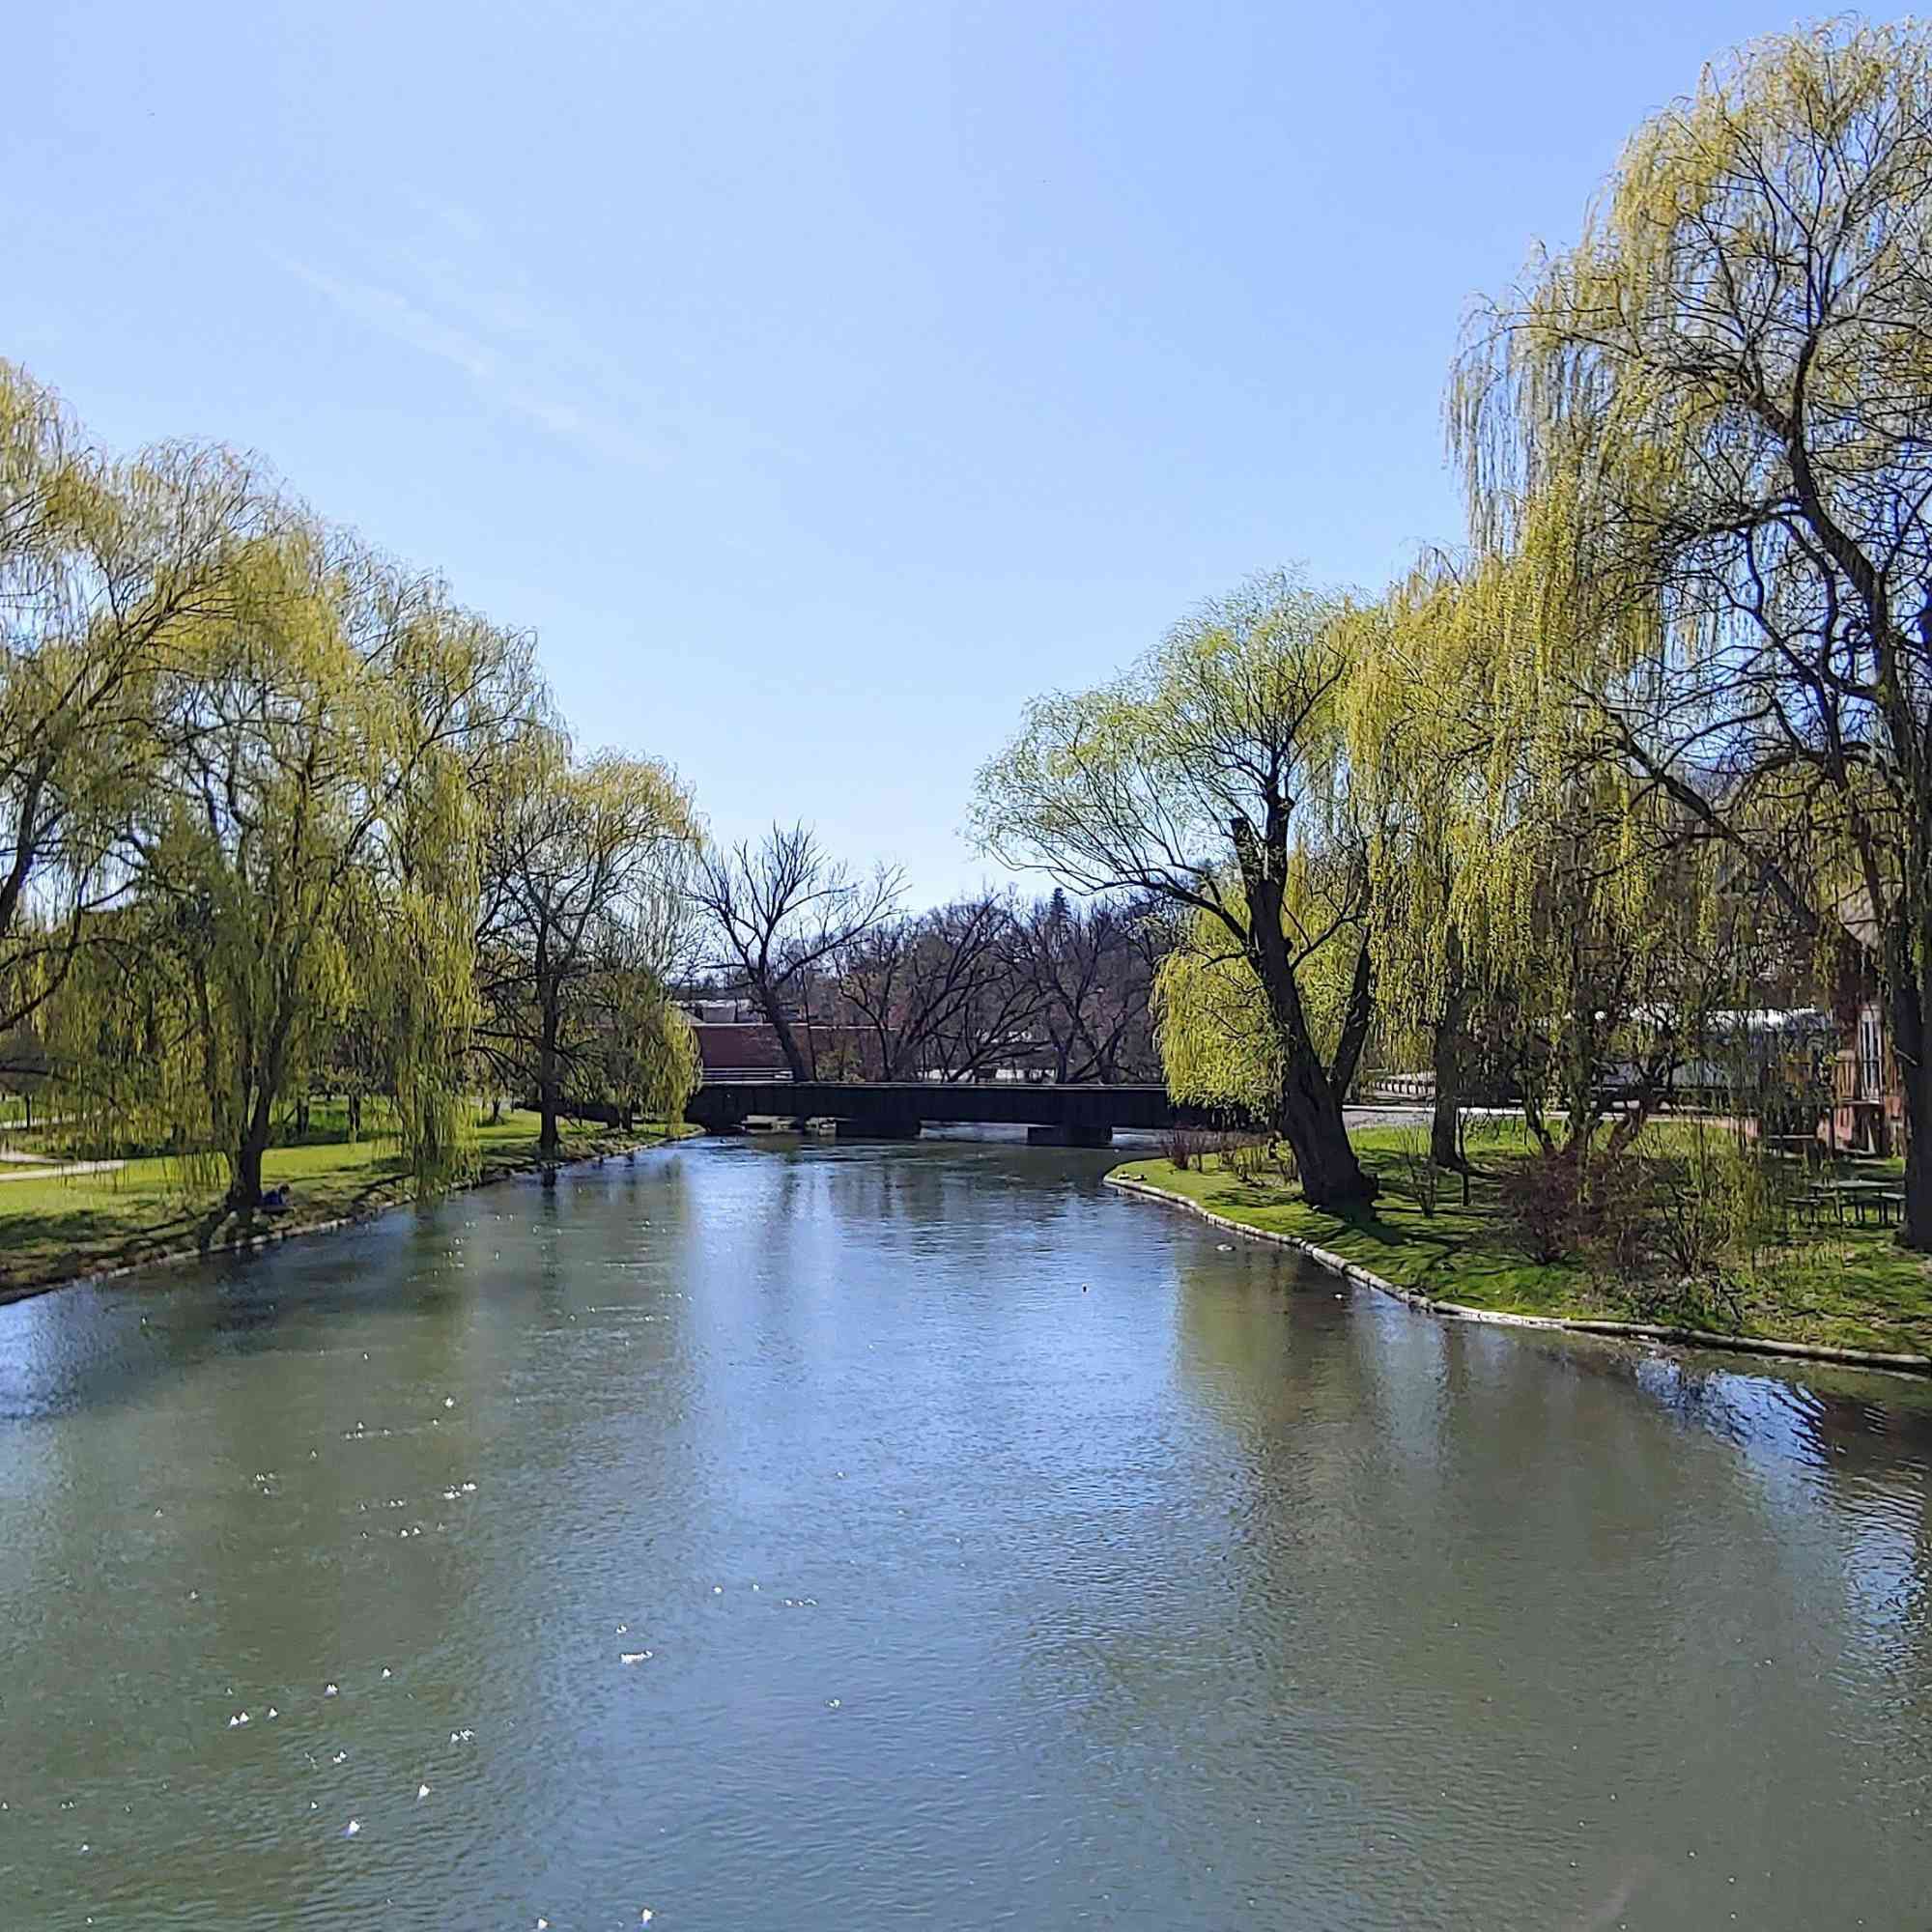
[1028,1123,1114,1148]
[835,1117,924,1141]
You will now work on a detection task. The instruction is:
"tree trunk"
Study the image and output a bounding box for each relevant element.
[230,1137,266,1209]
[1431,924,1467,1170]
[537,926,562,1155]
[763,1001,810,1084]
[1893,965,1930,1252]
[1259,932,1377,1208]
[1277,1055,1375,1208]
[1228,816,1378,1208]
[539,997,561,1155]
[229,1096,271,1209]
[348,1091,363,1138]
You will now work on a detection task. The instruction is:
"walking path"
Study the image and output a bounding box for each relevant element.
[0,1155,126,1180]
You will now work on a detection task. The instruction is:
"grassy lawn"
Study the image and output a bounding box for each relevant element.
[1112,1122,1932,1358]
[0,1108,695,1301]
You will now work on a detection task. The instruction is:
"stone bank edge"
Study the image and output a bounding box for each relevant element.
[1104,1172,1932,1379]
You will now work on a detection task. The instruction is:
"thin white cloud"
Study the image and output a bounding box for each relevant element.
[276,232,662,469]
[406,192,490,245]
[280,258,497,382]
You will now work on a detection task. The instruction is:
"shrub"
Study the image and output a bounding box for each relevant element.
[1162,1125,1217,1171]
[1576,1129,1774,1332]
[1269,1138,1300,1190]
[1392,1126,1443,1217]
[1497,1151,1584,1262]
[1227,1134,1272,1183]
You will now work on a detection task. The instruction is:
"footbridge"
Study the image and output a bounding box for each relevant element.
[683,1080,1218,1146]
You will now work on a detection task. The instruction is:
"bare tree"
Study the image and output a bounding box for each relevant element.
[1019,891,1162,1083]
[692,823,902,1082]
[834,895,1040,1081]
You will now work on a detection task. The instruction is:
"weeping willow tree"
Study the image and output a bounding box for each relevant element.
[1153,847,1368,1132]
[1352,544,1800,1169]
[47,524,530,1207]
[0,363,265,1058]
[1454,17,1932,1246]
[476,729,701,1152]
[595,940,701,1130]
[1342,558,1515,1167]
[976,569,1379,1206]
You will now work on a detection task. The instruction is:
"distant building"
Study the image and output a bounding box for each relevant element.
[680,1003,794,1082]
[1828,892,1909,1156]
[1833,999,1906,1155]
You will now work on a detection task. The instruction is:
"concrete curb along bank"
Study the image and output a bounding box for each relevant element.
[5,1136,685,1308]
[1105,1172,1932,1379]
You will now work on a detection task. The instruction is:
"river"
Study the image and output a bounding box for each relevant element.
[3,1134,1931,1928]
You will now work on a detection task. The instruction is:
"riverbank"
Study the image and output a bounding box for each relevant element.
[1110,1125,1932,1365]
[0,1110,696,1305]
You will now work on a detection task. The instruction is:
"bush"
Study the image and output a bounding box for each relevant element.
[1575,1129,1776,1332]
[1162,1125,1218,1171]
[1226,1134,1273,1184]
[1497,1151,1584,1262]
[1269,1138,1300,1190]
[1392,1126,1443,1217]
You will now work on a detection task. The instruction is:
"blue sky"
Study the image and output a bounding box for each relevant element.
[7,0,1776,899]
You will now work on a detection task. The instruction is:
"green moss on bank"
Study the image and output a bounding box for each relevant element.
[1112,1124,1932,1358]
[0,1110,696,1302]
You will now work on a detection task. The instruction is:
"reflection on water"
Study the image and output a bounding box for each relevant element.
[2,1134,1929,1929]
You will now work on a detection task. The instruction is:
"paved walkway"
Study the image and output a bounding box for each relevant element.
[0,1156,126,1181]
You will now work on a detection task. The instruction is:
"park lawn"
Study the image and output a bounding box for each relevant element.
[0,1110,696,1301]
[1112,1123,1932,1358]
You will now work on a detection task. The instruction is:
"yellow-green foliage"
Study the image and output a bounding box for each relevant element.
[977,569,1375,1127]
[478,732,702,1128]
[1450,15,1932,999]
[45,516,536,1198]
[1154,861,1362,1117]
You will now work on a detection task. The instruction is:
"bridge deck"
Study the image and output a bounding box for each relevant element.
[685,1080,1211,1136]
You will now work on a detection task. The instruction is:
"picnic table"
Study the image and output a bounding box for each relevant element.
[1795,1179,1907,1228]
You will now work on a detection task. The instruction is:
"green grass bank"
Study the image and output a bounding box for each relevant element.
[0,1107,694,1303]
[1111,1122,1932,1359]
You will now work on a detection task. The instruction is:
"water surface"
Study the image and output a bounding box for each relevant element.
[4,1134,1931,1928]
